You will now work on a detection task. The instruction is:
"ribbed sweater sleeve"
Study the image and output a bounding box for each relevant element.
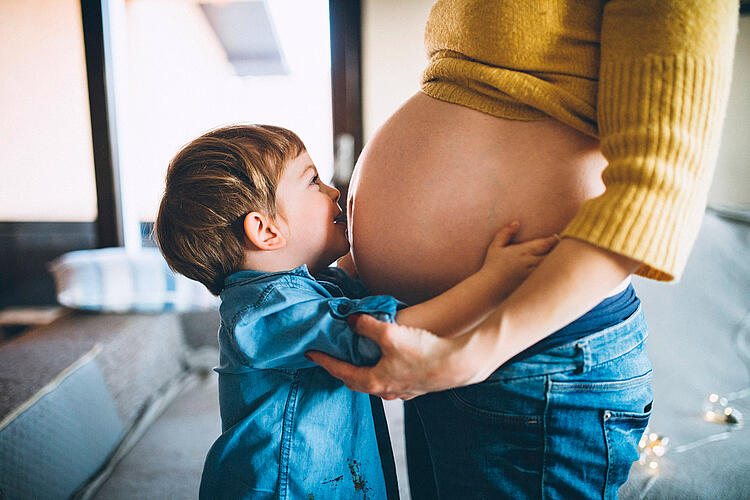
[561,0,738,281]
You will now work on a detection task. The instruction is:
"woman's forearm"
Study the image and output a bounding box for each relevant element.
[473,237,641,373]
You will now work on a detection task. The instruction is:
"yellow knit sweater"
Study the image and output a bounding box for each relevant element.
[422,0,738,281]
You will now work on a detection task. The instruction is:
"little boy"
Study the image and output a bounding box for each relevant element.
[155,125,556,499]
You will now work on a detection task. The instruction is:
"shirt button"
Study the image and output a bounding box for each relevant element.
[337,302,352,314]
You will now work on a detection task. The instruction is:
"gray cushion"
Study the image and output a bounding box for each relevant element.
[0,348,123,500]
[0,312,189,427]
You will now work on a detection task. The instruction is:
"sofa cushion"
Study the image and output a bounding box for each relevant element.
[48,247,219,312]
[0,345,123,500]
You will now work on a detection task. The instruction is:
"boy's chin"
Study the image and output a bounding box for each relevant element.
[335,241,351,258]
[308,241,350,273]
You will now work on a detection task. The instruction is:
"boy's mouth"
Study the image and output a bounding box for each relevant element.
[333,213,346,226]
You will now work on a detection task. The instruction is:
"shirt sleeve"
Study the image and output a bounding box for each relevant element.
[561,0,738,281]
[230,285,405,370]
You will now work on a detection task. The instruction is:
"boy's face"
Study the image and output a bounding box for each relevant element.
[274,152,350,273]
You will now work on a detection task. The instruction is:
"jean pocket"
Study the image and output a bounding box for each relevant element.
[441,387,544,478]
[448,390,543,425]
[603,407,651,498]
[447,375,545,423]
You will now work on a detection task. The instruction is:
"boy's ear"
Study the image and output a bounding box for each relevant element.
[243,212,286,251]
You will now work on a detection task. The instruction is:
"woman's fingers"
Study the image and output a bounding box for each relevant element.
[307,314,396,395]
[348,314,395,348]
[305,350,376,393]
[308,314,479,400]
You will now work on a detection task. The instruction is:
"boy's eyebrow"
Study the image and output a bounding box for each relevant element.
[299,165,316,179]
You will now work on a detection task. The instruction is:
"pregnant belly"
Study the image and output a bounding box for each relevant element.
[349,92,608,304]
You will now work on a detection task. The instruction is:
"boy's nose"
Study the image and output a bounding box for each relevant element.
[327,184,341,202]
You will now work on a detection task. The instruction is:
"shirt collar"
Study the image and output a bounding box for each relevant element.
[222,264,314,289]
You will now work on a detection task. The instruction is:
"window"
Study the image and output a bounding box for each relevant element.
[113,0,335,243]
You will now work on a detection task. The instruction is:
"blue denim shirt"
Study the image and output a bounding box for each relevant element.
[199,265,404,499]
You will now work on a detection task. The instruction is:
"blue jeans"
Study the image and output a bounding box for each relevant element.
[405,307,652,500]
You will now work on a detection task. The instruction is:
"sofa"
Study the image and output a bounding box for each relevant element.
[0,309,220,499]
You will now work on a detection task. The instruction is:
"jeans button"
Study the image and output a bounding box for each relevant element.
[604,410,612,420]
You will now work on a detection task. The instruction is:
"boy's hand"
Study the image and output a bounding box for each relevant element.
[480,221,558,298]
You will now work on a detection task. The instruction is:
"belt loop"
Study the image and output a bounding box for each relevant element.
[575,340,591,373]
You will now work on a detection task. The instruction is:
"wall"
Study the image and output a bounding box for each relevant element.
[708,15,750,209]
[361,0,433,142]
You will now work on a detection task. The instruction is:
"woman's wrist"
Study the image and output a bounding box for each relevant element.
[483,239,640,366]
[441,306,511,386]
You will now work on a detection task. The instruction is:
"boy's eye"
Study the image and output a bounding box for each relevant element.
[310,174,319,186]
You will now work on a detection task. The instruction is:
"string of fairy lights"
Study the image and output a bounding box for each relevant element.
[635,308,750,497]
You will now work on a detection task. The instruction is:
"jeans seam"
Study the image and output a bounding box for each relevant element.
[549,370,652,392]
[413,400,441,497]
[489,367,575,383]
[603,409,611,499]
[541,376,551,500]
[589,334,647,371]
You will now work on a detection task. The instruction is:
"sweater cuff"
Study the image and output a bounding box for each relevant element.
[561,181,704,282]
[562,53,734,282]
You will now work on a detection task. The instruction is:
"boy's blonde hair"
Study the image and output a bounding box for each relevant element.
[155,124,305,295]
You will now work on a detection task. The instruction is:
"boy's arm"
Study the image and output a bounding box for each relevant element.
[395,271,506,337]
[396,224,557,337]
[231,285,403,370]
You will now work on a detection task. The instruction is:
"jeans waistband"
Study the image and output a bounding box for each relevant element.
[493,306,648,381]
[503,284,639,366]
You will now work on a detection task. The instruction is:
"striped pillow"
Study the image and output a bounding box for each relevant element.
[48,248,219,312]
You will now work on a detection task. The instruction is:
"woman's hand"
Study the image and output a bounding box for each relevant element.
[305,314,501,400]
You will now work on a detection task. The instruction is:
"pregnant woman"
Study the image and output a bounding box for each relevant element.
[309,1,739,498]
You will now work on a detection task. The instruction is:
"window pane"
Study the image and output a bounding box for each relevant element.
[119,0,334,225]
[0,0,97,222]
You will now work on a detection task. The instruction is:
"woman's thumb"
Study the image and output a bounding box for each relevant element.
[347,313,390,342]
